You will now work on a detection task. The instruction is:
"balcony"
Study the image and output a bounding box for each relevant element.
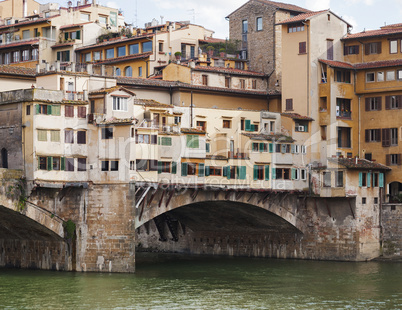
[228,151,248,159]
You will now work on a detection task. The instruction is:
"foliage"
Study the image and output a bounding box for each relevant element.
[6,178,27,211]
[64,219,76,240]
[174,51,182,56]
[200,39,241,56]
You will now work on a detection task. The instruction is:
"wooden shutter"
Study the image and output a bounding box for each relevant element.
[157,162,162,174]
[245,119,251,131]
[379,173,384,187]
[365,129,370,142]
[61,157,65,171]
[47,105,52,115]
[377,42,382,54]
[344,45,349,55]
[172,162,177,174]
[365,98,370,111]
[151,135,157,145]
[181,163,187,176]
[385,96,391,109]
[398,154,402,165]
[382,128,390,147]
[253,165,258,181]
[359,172,363,187]
[272,167,276,180]
[386,154,391,166]
[76,30,81,40]
[223,166,228,177]
[205,166,210,176]
[269,143,274,153]
[265,165,270,180]
[355,45,359,54]
[239,166,246,180]
[198,163,205,177]
[299,41,306,54]
[376,129,381,141]
[365,43,370,55]
[286,99,293,111]
[291,168,296,180]
[259,142,264,152]
[367,173,371,187]
[47,157,52,171]
[377,97,382,110]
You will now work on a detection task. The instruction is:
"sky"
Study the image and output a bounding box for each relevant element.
[46,0,402,39]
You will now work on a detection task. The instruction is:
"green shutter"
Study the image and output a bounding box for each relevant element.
[181,162,188,176]
[269,143,274,153]
[205,166,210,176]
[47,157,52,171]
[227,166,231,180]
[251,124,255,132]
[291,168,296,180]
[66,51,70,62]
[265,165,270,180]
[64,32,69,40]
[291,145,295,154]
[198,163,205,177]
[52,105,61,116]
[245,119,251,131]
[47,105,52,115]
[367,173,371,187]
[76,30,81,40]
[379,173,384,188]
[57,51,61,61]
[61,157,65,171]
[253,165,258,181]
[359,172,363,187]
[172,162,177,174]
[206,143,210,153]
[272,167,276,180]
[37,157,40,170]
[36,104,40,114]
[157,161,162,174]
[158,137,160,145]
[223,166,228,177]
[259,142,264,153]
[239,166,246,180]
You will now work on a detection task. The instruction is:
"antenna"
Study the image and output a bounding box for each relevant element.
[160,15,164,24]
[134,0,137,28]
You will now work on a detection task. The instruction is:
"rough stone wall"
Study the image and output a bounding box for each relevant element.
[381,204,402,257]
[228,1,278,88]
[0,103,23,169]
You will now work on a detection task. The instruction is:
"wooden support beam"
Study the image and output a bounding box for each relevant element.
[279,193,289,205]
[165,189,175,208]
[158,190,166,208]
[214,190,220,199]
[247,192,255,202]
[235,191,245,201]
[348,198,355,219]
[139,195,146,221]
[259,192,270,204]
[191,188,200,201]
[146,188,158,209]
[325,199,332,217]
[263,192,272,204]
[225,191,232,200]
[58,186,73,201]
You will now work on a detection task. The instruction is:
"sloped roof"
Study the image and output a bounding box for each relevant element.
[192,65,266,77]
[94,52,152,65]
[60,22,93,30]
[242,133,294,142]
[319,58,402,70]
[0,38,39,49]
[328,157,391,171]
[181,127,206,134]
[97,117,135,125]
[75,34,154,51]
[343,24,402,40]
[0,65,36,77]
[319,59,354,69]
[135,99,173,108]
[89,86,135,96]
[281,112,314,121]
[276,10,325,25]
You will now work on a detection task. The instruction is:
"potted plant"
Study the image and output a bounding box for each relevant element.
[207,46,214,57]
[174,51,182,60]
[219,48,226,58]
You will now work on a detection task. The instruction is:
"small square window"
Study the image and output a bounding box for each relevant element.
[366,72,375,82]
[362,197,366,204]
[374,197,378,204]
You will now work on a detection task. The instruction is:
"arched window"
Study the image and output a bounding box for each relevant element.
[115,68,121,76]
[1,148,8,168]
[124,66,132,77]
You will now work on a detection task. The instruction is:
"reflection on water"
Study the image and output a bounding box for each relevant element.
[0,253,401,309]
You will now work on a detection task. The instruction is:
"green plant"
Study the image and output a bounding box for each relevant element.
[5,179,27,211]
[64,219,76,240]
[219,48,226,53]
[174,51,182,56]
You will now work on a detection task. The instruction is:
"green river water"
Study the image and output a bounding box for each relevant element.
[0,253,401,309]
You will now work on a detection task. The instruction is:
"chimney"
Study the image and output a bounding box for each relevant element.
[36,64,40,74]
[55,60,60,72]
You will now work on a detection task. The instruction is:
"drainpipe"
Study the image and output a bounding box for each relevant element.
[190,90,193,128]
[169,85,172,106]
[302,21,310,116]
[358,95,361,157]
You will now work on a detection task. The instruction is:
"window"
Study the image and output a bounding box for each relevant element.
[336,98,351,119]
[12,51,20,63]
[186,135,199,148]
[365,153,372,161]
[115,68,121,76]
[335,70,351,83]
[110,161,119,171]
[190,45,195,59]
[37,130,47,141]
[138,66,142,77]
[225,77,231,88]
[160,137,172,146]
[390,40,398,54]
[57,51,70,62]
[22,30,30,39]
[240,79,245,89]
[125,66,132,77]
[3,53,10,64]
[288,23,304,33]
[65,130,74,143]
[52,157,60,170]
[382,128,391,147]
[377,71,384,82]
[301,169,307,180]
[142,41,152,52]
[105,48,115,59]
[274,168,290,180]
[391,128,398,146]
[385,95,402,109]
[99,16,107,24]
[160,162,171,173]
[174,116,181,124]
[301,145,307,154]
[321,125,327,140]
[83,52,91,62]
[65,105,74,117]
[366,72,375,82]
[256,17,262,31]
[362,197,366,204]
[112,96,128,111]
[365,42,381,54]
[117,46,126,57]
[365,97,382,111]
[101,161,109,171]
[93,51,102,61]
[286,98,293,111]
[327,40,333,60]
[386,70,395,81]
[77,106,86,118]
[158,42,163,52]
[50,130,60,142]
[66,158,74,172]
[365,129,381,142]
[101,127,113,139]
[337,127,351,148]
[208,166,222,176]
[26,105,31,115]
[202,75,208,86]
[252,80,257,89]
[242,20,248,33]
[77,158,86,171]
[135,159,158,171]
[299,42,306,54]
[38,156,47,170]
[255,165,264,180]
[344,45,359,55]
[22,50,29,61]
[252,143,259,152]
[323,171,331,187]
[187,163,197,175]
[80,13,90,21]
[196,121,206,131]
[77,131,86,144]
[223,120,231,128]
[335,171,344,187]
[129,44,139,54]
[386,154,401,165]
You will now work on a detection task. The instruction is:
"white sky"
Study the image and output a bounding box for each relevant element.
[46,0,402,39]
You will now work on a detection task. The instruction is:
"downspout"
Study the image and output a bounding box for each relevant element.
[169,85,172,106]
[302,21,310,116]
[358,95,361,158]
[190,90,193,128]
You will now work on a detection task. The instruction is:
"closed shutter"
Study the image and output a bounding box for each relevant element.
[259,142,264,152]
[64,32,69,40]
[158,137,160,145]
[367,173,371,187]
[377,42,382,54]
[281,144,286,153]
[198,163,205,177]
[286,99,293,111]
[253,165,258,181]
[382,129,390,147]
[291,144,295,153]
[61,157,65,171]
[291,168,296,180]
[245,120,251,131]
[269,143,274,153]
[157,162,162,174]
[181,163,188,176]
[223,166,228,177]
[206,143,210,153]
[66,51,70,62]
[151,135,157,144]
[385,96,391,110]
[365,130,370,142]
[172,162,177,174]
[376,129,381,141]
[386,154,391,166]
[265,165,269,180]
[379,173,384,187]
[398,154,402,165]
[378,97,382,110]
[76,30,81,40]
[365,98,370,111]
[205,166,210,176]
[272,167,276,180]
[47,157,52,171]
[239,166,246,180]
[227,166,231,180]
[47,105,52,115]
[344,45,349,56]
[35,104,40,114]
[365,43,370,55]
[359,172,363,187]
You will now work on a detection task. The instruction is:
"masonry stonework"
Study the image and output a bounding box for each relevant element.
[381,204,402,258]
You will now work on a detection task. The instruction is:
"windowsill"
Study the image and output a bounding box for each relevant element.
[336,116,351,120]
[298,53,307,55]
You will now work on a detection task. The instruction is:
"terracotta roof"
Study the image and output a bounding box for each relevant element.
[75,34,154,51]
[328,157,391,171]
[257,0,310,12]
[0,65,36,77]
[343,26,402,40]
[117,77,279,96]
[0,39,39,49]
[281,113,314,121]
[192,65,266,77]
[318,59,354,69]
[242,133,294,142]
[51,42,75,49]
[94,52,152,65]
[181,127,206,134]
[98,117,135,125]
[135,99,173,108]
[199,38,226,44]
[0,18,50,30]
[277,10,326,25]
[60,22,93,29]
[89,86,135,96]
[319,58,402,70]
